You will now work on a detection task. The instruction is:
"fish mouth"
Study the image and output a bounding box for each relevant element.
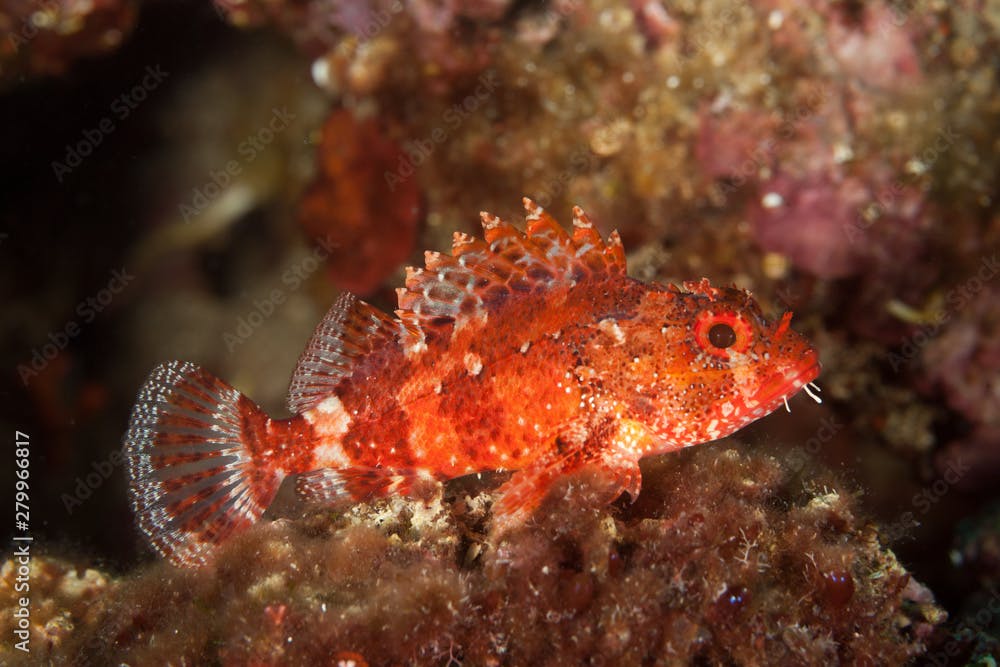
[754,360,822,409]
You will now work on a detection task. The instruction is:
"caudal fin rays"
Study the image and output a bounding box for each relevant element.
[125,361,282,567]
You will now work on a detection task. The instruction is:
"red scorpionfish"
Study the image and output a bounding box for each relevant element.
[124,199,821,567]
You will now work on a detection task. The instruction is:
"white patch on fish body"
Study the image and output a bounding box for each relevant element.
[312,442,352,468]
[306,396,351,437]
[464,352,483,376]
[306,396,353,467]
[598,318,626,345]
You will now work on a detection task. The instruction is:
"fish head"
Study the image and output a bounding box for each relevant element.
[624,279,820,448]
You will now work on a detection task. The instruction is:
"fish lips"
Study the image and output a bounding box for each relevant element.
[752,357,822,411]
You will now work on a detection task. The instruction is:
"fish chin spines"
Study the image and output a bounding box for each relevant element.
[124,361,283,568]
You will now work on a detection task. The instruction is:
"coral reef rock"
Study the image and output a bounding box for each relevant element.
[8,445,943,665]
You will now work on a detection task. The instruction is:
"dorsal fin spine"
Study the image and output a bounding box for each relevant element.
[452,231,475,254]
[523,199,571,246]
[571,206,605,250]
[522,196,544,222]
[481,212,522,245]
[480,211,502,231]
[605,230,626,272]
[291,201,628,382]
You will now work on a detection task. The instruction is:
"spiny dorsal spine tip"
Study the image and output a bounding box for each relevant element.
[480,211,501,230]
[522,196,543,221]
[571,206,593,229]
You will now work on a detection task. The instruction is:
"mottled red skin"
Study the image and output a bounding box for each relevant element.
[287,279,815,468]
[269,207,819,528]
[126,201,820,567]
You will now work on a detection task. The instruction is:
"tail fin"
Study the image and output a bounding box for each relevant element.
[124,361,284,567]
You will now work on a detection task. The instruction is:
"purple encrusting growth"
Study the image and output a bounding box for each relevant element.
[921,282,1000,492]
[5,446,942,665]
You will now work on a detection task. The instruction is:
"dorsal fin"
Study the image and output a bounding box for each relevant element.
[523,197,578,279]
[287,292,399,413]
[395,199,626,340]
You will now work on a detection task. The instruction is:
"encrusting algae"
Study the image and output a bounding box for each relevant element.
[2,446,942,664]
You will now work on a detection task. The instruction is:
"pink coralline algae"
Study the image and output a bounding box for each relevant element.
[697,2,938,281]
[707,87,934,280]
[749,158,931,280]
[409,0,513,30]
[825,3,924,93]
[922,280,1000,491]
[695,106,778,183]
[215,0,513,59]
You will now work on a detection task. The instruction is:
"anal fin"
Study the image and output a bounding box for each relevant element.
[295,466,431,505]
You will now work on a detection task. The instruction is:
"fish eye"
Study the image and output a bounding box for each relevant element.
[708,323,737,348]
[694,310,753,357]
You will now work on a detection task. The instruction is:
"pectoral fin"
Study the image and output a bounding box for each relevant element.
[489,417,650,537]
